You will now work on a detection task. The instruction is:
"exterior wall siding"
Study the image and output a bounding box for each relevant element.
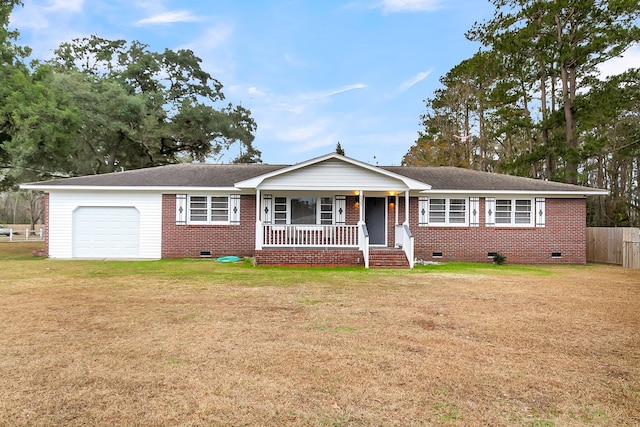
[258,158,407,191]
[43,193,50,257]
[161,194,257,258]
[47,191,162,259]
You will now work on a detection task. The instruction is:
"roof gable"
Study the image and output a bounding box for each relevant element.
[235,153,430,191]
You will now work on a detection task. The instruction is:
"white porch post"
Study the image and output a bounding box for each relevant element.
[404,190,409,225]
[358,191,364,223]
[255,188,262,250]
[395,194,399,225]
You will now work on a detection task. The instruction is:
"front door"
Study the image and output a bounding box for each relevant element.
[365,197,386,245]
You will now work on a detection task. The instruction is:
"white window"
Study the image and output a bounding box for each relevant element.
[495,198,534,226]
[273,196,334,225]
[188,195,230,224]
[274,197,287,224]
[320,197,334,225]
[426,198,468,226]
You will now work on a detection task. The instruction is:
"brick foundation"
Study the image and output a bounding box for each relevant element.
[255,248,364,267]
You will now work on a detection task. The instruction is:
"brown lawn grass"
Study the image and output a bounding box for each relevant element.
[0,242,638,426]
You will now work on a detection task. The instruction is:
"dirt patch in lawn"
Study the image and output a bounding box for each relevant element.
[0,251,638,425]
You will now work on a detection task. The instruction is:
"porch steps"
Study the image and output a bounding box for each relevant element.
[368,248,410,269]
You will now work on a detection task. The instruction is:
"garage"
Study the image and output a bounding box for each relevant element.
[72,207,140,258]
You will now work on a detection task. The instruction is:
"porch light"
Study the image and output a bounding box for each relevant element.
[355,201,360,210]
[388,196,395,210]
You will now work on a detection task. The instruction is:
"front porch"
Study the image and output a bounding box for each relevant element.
[254,223,414,268]
[232,153,429,268]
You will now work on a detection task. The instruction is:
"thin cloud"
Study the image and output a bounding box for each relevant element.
[284,53,308,67]
[46,0,84,12]
[398,69,432,92]
[597,44,640,79]
[380,0,442,13]
[248,86,265,97]
[275,121,330,142]
[182,25,233,50]
[302,83,367,100]
[136,10,201,25]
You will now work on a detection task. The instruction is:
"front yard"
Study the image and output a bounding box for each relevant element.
[0,242,638,426]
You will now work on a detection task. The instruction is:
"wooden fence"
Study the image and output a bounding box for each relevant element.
[587,227,640,269]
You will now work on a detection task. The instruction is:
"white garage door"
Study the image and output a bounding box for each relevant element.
[72,207,140,258]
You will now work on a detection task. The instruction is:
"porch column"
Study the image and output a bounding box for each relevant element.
[404,190,409,225]
[255,188,262,250]
[395,194,399,225]
[358,191,364,223]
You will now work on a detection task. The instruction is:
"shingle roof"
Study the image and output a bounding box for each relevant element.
[25,162,603,194]
[382,166,595,192]
[30,163,288,187]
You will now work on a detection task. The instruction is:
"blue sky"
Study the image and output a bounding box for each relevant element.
[9,0,639,165]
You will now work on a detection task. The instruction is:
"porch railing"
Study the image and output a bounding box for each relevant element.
[262,224,360,247]
[399,223,414,268]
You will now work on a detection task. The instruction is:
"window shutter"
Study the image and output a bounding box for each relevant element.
[262,194,273,224]
[335,196,346,224]
[485,197,495,227]
[230,194,241,224]
[418,197,428,226]
[176,194,187,225]
[469,197,480,227]
[536,198,546,227]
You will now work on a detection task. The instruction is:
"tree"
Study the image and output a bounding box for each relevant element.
[2,66,80,181]
[468,0,640,184]
[42,36,260,173]
[335,142,345,156]
[1,0,32,190]
[406,0,640,225]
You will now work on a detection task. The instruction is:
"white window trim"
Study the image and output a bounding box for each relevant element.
[271,196,336,225]
[493,197,535,227]
[421,197,469,227]
[187,195,231,225]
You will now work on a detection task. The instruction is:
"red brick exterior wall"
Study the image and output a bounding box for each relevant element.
[396,197,587,264]
[255,248,364,267]
[160,194,587,265]
[161,194,257,258]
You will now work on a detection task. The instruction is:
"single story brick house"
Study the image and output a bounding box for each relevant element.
[22,153,607,267]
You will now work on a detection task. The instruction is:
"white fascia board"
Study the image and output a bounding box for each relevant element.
[257,184,412,192]
[235,152,431,190]
[420,189,609,197]
[19,184,241,193]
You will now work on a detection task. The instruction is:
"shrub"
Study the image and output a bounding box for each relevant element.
[493,253,506,265]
